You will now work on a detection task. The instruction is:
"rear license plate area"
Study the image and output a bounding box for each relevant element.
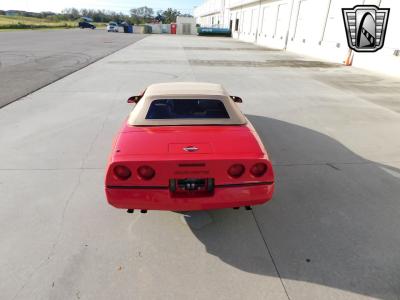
[170,178,214,196]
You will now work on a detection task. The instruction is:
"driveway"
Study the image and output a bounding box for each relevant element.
[1,35,400,299]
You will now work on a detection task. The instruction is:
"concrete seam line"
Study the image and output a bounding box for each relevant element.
[11,170,84,300]
[79,89,119,169]
[251,210,292,300]
[181,39,197,81]
[0,34,149,110]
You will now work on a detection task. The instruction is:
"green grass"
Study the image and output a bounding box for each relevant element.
[0,15,106,30]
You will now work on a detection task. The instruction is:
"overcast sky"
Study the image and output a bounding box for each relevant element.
[0,0,202,14]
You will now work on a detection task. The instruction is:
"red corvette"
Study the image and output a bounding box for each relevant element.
[105,82,274,212]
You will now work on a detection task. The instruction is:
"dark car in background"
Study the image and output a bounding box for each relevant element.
[78,21,96,29]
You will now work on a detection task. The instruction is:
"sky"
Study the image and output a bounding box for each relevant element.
[0,0,202,14]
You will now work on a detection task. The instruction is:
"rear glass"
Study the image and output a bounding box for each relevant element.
[146,99,230,119]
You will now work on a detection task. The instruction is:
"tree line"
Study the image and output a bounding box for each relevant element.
[0,7,192,24]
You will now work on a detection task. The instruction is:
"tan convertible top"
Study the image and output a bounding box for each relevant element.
[145,82,227,97]
[128,82,247,126]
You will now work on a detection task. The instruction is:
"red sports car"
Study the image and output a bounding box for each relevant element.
[105,82,274,212]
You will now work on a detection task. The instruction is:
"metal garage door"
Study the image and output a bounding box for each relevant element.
[275,3,289,41]
[182,23,191,35]
[323,0,360,44]
[294,0,313,42]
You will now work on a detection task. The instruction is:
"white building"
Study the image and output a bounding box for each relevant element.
[176,16,198,35]
[194,0,400,76]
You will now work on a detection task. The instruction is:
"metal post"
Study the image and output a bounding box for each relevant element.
[320,0,333,45]
[284,0,296,50]
[255,0,262,44]
[221,0,225,28]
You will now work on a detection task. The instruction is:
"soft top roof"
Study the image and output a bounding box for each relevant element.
[145,82,227,97]
[127,82,247,126]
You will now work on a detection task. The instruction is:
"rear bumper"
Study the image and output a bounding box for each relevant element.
[105,183,274,211]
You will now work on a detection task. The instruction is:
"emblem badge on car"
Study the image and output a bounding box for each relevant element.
[342,5,390,53]
[183,146,199,152]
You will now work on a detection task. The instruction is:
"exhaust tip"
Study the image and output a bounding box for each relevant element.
[127,209,134,214]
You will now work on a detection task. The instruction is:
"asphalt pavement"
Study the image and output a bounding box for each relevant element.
[1,34,400,300]
[0,29,146,107]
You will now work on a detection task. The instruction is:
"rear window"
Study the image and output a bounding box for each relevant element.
[146,99,230,119]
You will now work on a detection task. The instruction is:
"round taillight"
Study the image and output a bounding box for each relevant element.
[228,164,245,178]
[113,165,131,180]
[250,163,267,177]
[137,165,155,180]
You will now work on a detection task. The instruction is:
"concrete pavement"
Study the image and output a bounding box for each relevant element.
[0,29,146,108]
[1,35,400,299]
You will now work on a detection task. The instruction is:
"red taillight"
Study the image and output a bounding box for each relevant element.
[113,165,131,180]
[137,165,155,180]
[250,163,267,177]
[228,164,245,178]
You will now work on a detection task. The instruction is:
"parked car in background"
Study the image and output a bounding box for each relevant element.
[107,22,119,32]
[78,21,96,29]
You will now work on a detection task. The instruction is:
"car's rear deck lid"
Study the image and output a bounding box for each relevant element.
[115,125,263,156]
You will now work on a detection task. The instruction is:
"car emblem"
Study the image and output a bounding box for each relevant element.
[342,5,390,53]
[183,146,199,152]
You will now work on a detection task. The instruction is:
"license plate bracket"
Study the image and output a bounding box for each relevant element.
[169,178,214,195]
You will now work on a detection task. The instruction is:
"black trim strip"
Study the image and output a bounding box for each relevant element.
[178,163,206,167]
[107,181,273,190]
[216,182,274,188]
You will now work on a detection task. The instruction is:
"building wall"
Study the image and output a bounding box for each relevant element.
[194,0,400,77]
[194,0,226,27]
[176,17,198,35]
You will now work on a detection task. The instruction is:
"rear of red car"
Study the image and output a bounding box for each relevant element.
[105,124,274,211]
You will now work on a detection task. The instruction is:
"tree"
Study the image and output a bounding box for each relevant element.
[40,11,56,18]
[130,6,154,23]
[155,10,165,23]
[161,8,181,23]
[61,8,80,20]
